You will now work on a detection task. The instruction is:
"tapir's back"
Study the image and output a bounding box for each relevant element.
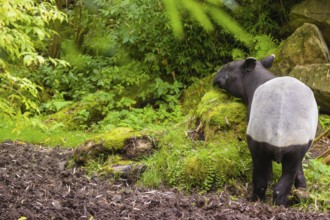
[247,76,318,147]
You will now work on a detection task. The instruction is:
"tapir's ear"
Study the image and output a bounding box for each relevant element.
[242,57,256,72]
[260,54,275,69]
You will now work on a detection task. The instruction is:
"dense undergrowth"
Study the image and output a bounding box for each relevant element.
[0,0,328,211]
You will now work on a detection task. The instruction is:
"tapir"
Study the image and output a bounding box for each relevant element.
[213,55,318,206]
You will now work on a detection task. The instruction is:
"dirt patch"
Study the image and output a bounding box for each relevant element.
[0,142,329,219]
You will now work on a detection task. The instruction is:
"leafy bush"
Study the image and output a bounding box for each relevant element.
[98,104,182,131]
[0,0,67,117]
[29,53,149,101]
[0,0,66,67]
[83,0,242,83]
[0,72,41,116]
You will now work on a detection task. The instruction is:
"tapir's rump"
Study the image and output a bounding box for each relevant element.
[247,76,318,147]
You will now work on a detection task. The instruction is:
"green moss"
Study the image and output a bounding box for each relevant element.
[98,154,133,174]
[194,90,247,141]
[179,140,251,191]
[140,89,252,191]
[82,153,146,182]
[92,127,140,151]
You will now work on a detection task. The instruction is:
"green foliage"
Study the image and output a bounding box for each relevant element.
[302,159,330,211]
[140,90,251,192]
[35,55,183,131]
[98,105,182,131]
[0,72,41,116]
[29,54,149,101]
[140,126,251,192]
[163,0,252,45]
[89,0,238,83]
[319,114,330,130]
[234,0,301,38]
[251,35,278,59]
[0,0,66,66]
[163,0,283,60]
[0,0,67,117]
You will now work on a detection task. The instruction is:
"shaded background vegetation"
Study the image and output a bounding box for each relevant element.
[1,0,302,127]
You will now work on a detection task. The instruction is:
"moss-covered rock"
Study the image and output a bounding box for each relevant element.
[99,155,146,182]
[92,127,138,151]
[289,0,330,45]
[272,23,329,76]
[180,90,251,190]
[73,127,154,164]
[289,64,330,114]
[191,90,247,141]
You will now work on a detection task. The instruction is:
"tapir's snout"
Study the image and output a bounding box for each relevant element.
[213,73,225,89]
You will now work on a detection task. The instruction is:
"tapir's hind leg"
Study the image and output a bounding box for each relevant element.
[273,144,308,206]
[294,163,306,189]
[294,141,312,189]
[273,155,300,205]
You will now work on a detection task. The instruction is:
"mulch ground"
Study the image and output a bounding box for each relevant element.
[0,141,329,220]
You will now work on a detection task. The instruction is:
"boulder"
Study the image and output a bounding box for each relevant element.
[188,90,247,141]
[289,0,330,45]
[289,64,330,114]
[272,23,330,76]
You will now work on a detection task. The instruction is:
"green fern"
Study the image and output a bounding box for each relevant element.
[251,34,278,59]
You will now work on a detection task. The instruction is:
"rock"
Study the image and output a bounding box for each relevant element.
[73,141,110,165]
[58,161,67,171]
[289,64,330,114]
[111,194,122,202]
[52,200,62,209]
[111,164,133,175]
[293,188,309,200]
[272,23,330,76]
[110,163,146,182]
[289,0,330,45]
[122,136,154,159]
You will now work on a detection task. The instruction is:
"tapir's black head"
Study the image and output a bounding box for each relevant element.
[213,55,275,99]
